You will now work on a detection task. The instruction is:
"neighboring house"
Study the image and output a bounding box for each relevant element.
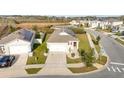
[112,25,124,35]
[69,20,80,26]
[47,28,79,53]
[70,20,123,30]
[0,29,35,55]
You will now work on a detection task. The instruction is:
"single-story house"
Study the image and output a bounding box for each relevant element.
[0,29,35,55]
[47,28,79,53]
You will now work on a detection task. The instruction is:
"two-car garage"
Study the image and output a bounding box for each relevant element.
[9,45,31,54]
[47,43,68,52]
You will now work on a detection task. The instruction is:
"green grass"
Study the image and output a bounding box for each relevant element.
[97,56,107,65]
[67,57,82,64]
[27,34,50,65]
[66,34,91,64]
[25,68,42,74]
[68,66,97,73]
[76,34,91,52]
[115,38,124,45]
[90,34,100,53]
[96,28,112,32]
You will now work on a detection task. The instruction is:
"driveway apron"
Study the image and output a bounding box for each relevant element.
[39,52,72,75]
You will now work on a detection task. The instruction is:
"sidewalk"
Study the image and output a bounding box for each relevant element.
[86,33,99,58]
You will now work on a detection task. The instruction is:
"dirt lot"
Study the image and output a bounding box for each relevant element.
[16,22,68,29]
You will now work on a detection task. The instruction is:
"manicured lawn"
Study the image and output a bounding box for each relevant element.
[97,56,107,65]
[115,38,124,45]
[25,68,42,74]
[90,34,100,53]
[27,34,50,65]
[67,34,91,64]
[68,66,97,73]
[67,57,82,64]
[76,34,91,52]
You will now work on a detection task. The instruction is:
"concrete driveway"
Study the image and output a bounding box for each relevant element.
[0,54,28,77]
[39,52,72,75]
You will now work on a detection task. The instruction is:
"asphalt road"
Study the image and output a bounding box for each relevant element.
[28,28,124,78]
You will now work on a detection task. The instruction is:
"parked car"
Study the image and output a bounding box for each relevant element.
[0,55,15,67]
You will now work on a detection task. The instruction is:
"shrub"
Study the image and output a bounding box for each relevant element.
[45,48,49,53]
[71,53,75,57]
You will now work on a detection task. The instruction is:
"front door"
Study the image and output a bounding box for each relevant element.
[73,42,77,47]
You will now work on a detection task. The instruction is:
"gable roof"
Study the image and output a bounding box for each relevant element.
[47,28,78,43]
[0,29,35,44]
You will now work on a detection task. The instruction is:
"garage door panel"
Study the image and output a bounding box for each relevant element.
[9,45,30,54]
[48,43,67,52]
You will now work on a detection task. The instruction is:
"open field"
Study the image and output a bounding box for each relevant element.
[16,22,69,29]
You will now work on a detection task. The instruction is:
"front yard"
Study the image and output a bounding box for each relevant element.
[25,68,42,74]
[27,34,50,65]
[67,33,107,73]
[97,55,107,65]
[68,66,97,73]
[67,33,91,64]
[67,57,82,64]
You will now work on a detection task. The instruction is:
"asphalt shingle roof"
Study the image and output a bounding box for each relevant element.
[47,28,78,43]
[0,29,35,44]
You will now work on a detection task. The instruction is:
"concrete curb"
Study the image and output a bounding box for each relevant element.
[21,55,109,77]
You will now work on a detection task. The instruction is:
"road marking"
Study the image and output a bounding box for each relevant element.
[111,66,116,72]
[116,67,121,73]
[107,67,111,71]
[110,62,124,65]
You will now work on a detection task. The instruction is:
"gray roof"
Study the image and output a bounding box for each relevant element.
[0,29,35,44]
[47,28,78,43]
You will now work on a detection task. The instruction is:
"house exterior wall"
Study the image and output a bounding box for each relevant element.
[4,39,31,54]
[112,21,123,26]
[47,41,79,53]
[47,43,68,52]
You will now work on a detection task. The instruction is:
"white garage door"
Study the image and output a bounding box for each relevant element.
[48,43,67,52]
[9,45,30,54]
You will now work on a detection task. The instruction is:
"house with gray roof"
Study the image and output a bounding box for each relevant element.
[0,29,35,55]
[47,28,79,53]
